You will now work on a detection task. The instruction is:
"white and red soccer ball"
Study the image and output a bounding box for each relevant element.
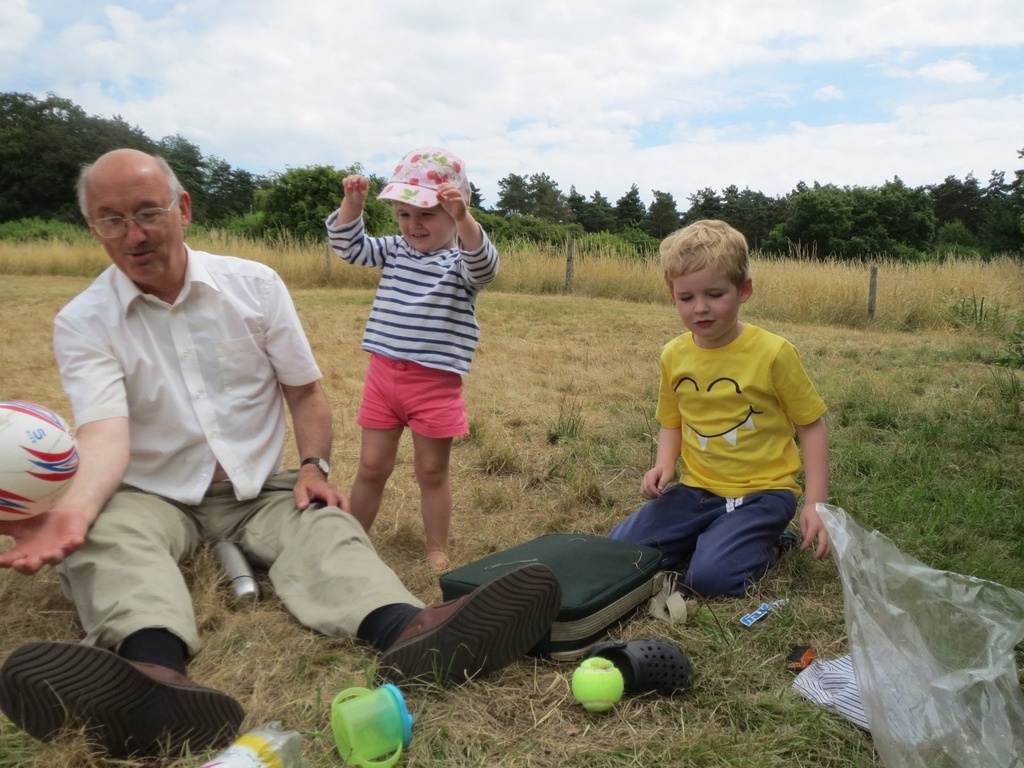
[0,401,79,521]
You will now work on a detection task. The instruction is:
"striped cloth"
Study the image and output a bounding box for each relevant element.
[326,213,499,375]
[792,654,869,730]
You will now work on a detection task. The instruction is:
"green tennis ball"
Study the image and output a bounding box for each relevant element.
[571,657,624,713]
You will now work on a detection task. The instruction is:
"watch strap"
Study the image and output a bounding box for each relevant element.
[300,457,329,475]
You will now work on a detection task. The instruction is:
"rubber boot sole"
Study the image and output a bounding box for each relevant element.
[379,563,562,686]
[0,641,244,758]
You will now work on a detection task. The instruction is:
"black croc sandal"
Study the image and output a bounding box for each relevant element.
[585,638,693,695]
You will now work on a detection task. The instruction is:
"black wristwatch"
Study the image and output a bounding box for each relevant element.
[300,457,330,476]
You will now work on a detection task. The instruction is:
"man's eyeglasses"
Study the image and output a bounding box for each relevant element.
[90,196,180,239]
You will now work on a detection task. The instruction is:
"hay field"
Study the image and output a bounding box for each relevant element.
[0,250,1022,767]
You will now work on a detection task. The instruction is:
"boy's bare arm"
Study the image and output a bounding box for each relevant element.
[641,427,681,499]
[795,417,830,560]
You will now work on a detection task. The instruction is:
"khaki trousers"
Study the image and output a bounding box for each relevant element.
[57,470,422,656]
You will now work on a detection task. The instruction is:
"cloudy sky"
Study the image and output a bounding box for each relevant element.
[3,0,1023,209]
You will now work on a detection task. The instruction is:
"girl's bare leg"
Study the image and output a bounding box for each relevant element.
[412,432,454,569]
[349,427,403,532]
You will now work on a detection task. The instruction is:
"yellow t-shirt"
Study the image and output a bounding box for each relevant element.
[656,324,826,498]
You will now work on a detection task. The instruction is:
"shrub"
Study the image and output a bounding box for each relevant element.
[994,324,1024,369]
[616,226,660,257]
[0,217,90,243]
[937,219,978,249]
[474,210,583,246]
[217,212,266,239]
[574,232,639,258]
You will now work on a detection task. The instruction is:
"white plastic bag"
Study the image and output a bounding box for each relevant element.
[818,504,1024,768]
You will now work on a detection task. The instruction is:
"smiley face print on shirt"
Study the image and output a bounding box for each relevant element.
[673,375,763,451]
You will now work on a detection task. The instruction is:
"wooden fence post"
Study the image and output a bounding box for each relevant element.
[324,239,332,280]
[868,265,878,320]
[565,238,575,291]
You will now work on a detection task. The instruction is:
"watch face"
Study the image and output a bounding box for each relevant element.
[303,457,329,475]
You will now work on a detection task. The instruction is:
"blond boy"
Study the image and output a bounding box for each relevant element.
[609,220,830,596]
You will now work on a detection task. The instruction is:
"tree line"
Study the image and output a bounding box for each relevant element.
[485,159,1024,260]
[2,91,1022,260]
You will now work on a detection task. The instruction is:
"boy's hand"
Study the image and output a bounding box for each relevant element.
[798,503,831,560]
[342,175,370,208]
[641,466,674,499]
[436,182,468,222]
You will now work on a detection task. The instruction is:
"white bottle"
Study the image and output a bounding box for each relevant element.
[200,721,303,768]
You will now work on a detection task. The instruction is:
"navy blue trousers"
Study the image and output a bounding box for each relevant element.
[608,484,796,597]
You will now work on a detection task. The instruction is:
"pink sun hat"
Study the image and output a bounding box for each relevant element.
[377,147,471,208]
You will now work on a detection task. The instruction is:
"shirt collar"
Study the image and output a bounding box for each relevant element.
[112,246,220,316]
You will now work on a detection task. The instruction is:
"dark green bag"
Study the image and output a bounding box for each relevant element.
[439,533,663,660]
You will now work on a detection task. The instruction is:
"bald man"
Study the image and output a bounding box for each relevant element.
[0,149,560,759]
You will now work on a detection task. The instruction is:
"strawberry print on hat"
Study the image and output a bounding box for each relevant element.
[378,147,471,207]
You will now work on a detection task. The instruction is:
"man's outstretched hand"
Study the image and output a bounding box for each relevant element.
[0,510,89,574]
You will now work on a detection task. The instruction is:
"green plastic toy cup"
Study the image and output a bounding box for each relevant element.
[331,684,413,767]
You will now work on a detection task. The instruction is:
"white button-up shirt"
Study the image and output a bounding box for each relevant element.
[54,248,322,503]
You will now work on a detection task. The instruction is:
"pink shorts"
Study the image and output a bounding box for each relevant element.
[357,354,469,438]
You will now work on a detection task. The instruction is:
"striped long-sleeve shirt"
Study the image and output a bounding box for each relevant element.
[325,212,499,375]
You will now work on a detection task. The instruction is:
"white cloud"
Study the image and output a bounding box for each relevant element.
[518,93,1024,204]
[1,0,1023,206]
[916,58,987,84]
[0,0,40,55]
[814,86,846,101]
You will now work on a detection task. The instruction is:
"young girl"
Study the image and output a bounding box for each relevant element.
[325,148,498,569]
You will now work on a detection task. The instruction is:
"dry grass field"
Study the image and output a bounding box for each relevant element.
[3,233,1023,334]
[0,240,1022,767]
